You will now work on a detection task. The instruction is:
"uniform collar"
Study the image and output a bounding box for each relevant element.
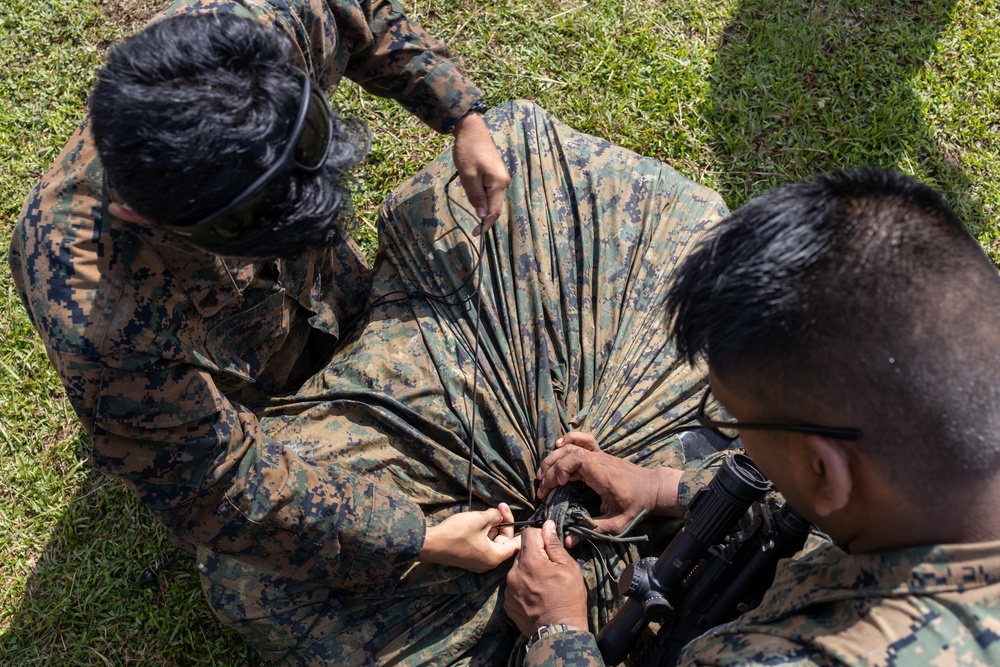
[132,223,259,318]
[132,222,341,336]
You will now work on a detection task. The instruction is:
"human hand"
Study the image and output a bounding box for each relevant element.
[537,432,684,546]
[452,111,509,235]
[420,502,521,573]
[504,520,589,636]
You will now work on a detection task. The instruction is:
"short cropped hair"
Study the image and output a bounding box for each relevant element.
[666,168,1000,488]
[89,12,368,258]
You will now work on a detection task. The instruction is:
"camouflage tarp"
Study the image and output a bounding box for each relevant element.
[200,101,729,665]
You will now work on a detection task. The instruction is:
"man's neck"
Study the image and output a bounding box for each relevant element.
[845,474,1000,553]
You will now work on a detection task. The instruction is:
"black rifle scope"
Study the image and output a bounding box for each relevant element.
[595,453,771,666]
[647,502,812,666]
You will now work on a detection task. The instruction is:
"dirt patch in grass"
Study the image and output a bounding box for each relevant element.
[101,0,171,33]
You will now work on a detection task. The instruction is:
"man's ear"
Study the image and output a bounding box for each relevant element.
[108,201,150,225]
[805,435,854,517]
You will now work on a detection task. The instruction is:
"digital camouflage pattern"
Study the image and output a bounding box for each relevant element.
[8,1,733,660]
[195,101,730,665]
[522,535,1000,667]
[524,633,604,667]
[154,0,485,133]
[8,0,486,588]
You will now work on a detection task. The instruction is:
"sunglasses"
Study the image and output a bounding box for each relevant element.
[108,68,334,245]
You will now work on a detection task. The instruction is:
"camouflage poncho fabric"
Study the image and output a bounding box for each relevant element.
[197,101,729,664]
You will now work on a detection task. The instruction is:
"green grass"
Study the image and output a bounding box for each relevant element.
[2,0,998,664]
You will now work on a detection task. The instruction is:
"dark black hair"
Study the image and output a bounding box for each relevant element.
[666,168,1000,486]
[89,12,368,258]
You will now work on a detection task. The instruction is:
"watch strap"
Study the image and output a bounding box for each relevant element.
[525,623,578,651]
[451,100,489,133]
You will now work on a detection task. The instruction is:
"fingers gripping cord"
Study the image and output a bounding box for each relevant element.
[544,483,649,545]
[508,484,652,666]
[542,484,651,631]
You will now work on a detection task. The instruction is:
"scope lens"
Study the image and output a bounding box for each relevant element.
[712,453,772,506]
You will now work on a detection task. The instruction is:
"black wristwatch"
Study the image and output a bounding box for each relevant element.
[525,623,577,651]
[453,100,489,132]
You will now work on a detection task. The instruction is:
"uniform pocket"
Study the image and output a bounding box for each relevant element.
[205,290,289,383]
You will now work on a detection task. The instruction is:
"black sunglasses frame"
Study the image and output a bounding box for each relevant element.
[116,68,334,246]
[696,387,863,441]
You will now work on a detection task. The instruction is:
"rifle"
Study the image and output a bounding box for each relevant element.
[595,452,812,666]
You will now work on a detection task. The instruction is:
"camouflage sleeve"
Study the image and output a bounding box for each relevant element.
[342,0,484,133]
[676,450,731,513]
[91,363,426,591]
[7,124,425,592]
[675,629,831,666]
[142,1,483,132]
[152,1,348,87]
[523,629,606,667]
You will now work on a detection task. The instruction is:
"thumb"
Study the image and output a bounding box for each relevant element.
[556,432,600,452]
[540,520,574,565]
[480,181,505,232]
[477,507,503,530]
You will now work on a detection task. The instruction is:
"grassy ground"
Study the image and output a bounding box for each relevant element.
[1,0,997,664]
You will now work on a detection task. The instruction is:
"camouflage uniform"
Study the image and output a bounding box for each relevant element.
[9,0,486,586]
[9,2,731,658]
[522,535,1000,666]
[194,101,729,665]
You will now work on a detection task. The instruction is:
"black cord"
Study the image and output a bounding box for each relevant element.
[337,173,490,512]
[466,229,486,511]
[250,186,718,664]
[339,175,487,341]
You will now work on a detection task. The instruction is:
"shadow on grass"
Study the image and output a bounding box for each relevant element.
[703,0,986,235]
[0,434,248,667]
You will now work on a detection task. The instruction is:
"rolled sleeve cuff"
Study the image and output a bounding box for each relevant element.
[400,59,485,134]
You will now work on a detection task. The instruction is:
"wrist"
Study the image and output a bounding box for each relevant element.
[452,100,488,136]
[419,522,446,565]
[652,466,684,518]
[535,605,589,632]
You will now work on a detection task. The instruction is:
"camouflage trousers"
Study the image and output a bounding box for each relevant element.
[197,101,729,666]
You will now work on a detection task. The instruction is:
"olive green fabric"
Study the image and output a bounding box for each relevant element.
[200,101,729,665]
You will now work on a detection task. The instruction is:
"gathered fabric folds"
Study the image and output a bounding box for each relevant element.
[200,101,729,666]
